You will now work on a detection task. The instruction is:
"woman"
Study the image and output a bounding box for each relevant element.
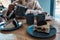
[12,0,44,14]
[3,0,45,18]
[11,0,52,20]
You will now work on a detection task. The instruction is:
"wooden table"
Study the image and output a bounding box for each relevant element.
[0,19,60,40]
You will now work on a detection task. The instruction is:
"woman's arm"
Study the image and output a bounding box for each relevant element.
[34,0,43,11]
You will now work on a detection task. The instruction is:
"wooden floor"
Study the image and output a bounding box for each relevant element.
[0,19,60,40]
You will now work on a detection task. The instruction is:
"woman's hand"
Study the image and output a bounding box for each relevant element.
[26,9,43,14]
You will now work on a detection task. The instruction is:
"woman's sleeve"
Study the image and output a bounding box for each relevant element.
[34,0,43,11]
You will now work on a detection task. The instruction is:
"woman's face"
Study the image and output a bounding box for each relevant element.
[25,0,34,2]
[15,0,19,1]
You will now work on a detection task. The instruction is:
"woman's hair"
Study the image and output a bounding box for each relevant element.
[25,0,28,2]
[17,0,25,5]
[17,0,34,5]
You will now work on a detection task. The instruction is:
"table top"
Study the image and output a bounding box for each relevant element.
[0,19,59,40]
